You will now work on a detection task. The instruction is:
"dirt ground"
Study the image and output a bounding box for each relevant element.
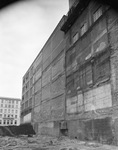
[0,135,118,150]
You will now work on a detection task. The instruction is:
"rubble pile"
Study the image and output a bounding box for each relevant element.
[0,135,118,150]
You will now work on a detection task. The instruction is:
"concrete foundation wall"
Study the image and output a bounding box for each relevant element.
[38,121,60,137]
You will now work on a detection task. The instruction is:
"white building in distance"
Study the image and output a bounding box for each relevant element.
[0,97,21,126]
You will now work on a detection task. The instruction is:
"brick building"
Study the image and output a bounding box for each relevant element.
[21,0,118,145]
[61,0,118,145]
[0,97,21,126]
[21,17,66,136]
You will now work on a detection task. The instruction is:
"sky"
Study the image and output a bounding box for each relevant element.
[0,0,69,99]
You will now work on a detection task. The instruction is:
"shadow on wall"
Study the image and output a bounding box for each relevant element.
[0,123,36,137]
[84,117,114,145]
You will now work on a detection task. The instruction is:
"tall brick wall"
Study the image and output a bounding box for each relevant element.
[32,17,66,136]
[107,8,118,144]
[63,0,118,144]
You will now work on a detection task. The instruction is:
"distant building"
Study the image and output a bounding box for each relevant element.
[0,97,21,126]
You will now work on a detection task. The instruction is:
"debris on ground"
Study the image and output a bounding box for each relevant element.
[0,134,118,150]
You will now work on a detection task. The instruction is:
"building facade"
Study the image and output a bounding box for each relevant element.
[61,0,118,144]
[21,16,66,136]
[21,0,118,145]
[0,97,21,126]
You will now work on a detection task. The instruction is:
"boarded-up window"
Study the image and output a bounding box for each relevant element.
[66,48,76,67]
[93,6,102,22]
[66,96,77,114]
[93,51,110,83]
[29,98,32,107]
[86,65,93,85]
[73,32,79,44]
[80,22,87,36]
[77,93,84,113]
[79,64,93,89]
[74,71,80,90]
[66,75,74,96]
[84,84,112,111]
[25,101,28,108]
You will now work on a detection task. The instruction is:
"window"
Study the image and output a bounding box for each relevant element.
[30,78,33,86]
[10,120,13,125]
[93,6,102,22]
[0,114,2,118]
[8,105,11,108]
[12,109,14,113]
[21,103,24,110]
[14,120,17,125]
[26,91,29,99]
[15,115,17,118]
[66,48,76,68]
[79,64,93,89]
[4,109,7,113]
[80,22,87,36]
[8,115,10,118]
[8,109,10,113]
[26,72,29,80]
[16,105,18,108]
[3,120,6,125]
[93,51,110,83]
[12,105,14,108]
[30,88,33,97]
[66,75,76,97]
[23,78,25,84]
[73,32,79,44]
[66,75,74,93]
[4,114,6,117]
[16,101,18,104]
[11,120,13,124]
[7,120,9,125]
[5,104,7,108]
[1,104,3,107]
[22,95,24,101]
[0,109,3,113]
[0,120,2,124]
[29,98,32,106]
[25,101,28,108]
[15,110,18,114]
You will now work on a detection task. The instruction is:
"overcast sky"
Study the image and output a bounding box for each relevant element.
[0,0,68,99]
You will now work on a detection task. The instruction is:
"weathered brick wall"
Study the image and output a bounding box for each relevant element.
[50,94,65,121]
[40,101,51,121]
[34,90,41,106]
[107,8,118,145]
[42,83,51,101]
[24,17,66,135]
[63,1,118,143]
[34,78,41,93]
[51,75,65,98]
[33,105,41,123]
[34,67,42,83]
[42,66,52,87]
[67,120,85,139]
[33,52,42,74]
[52,51,65,80]
[38,121,59,137]
[108,9,118,106]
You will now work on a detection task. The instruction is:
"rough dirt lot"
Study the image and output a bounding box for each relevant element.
[0,135,118,150]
